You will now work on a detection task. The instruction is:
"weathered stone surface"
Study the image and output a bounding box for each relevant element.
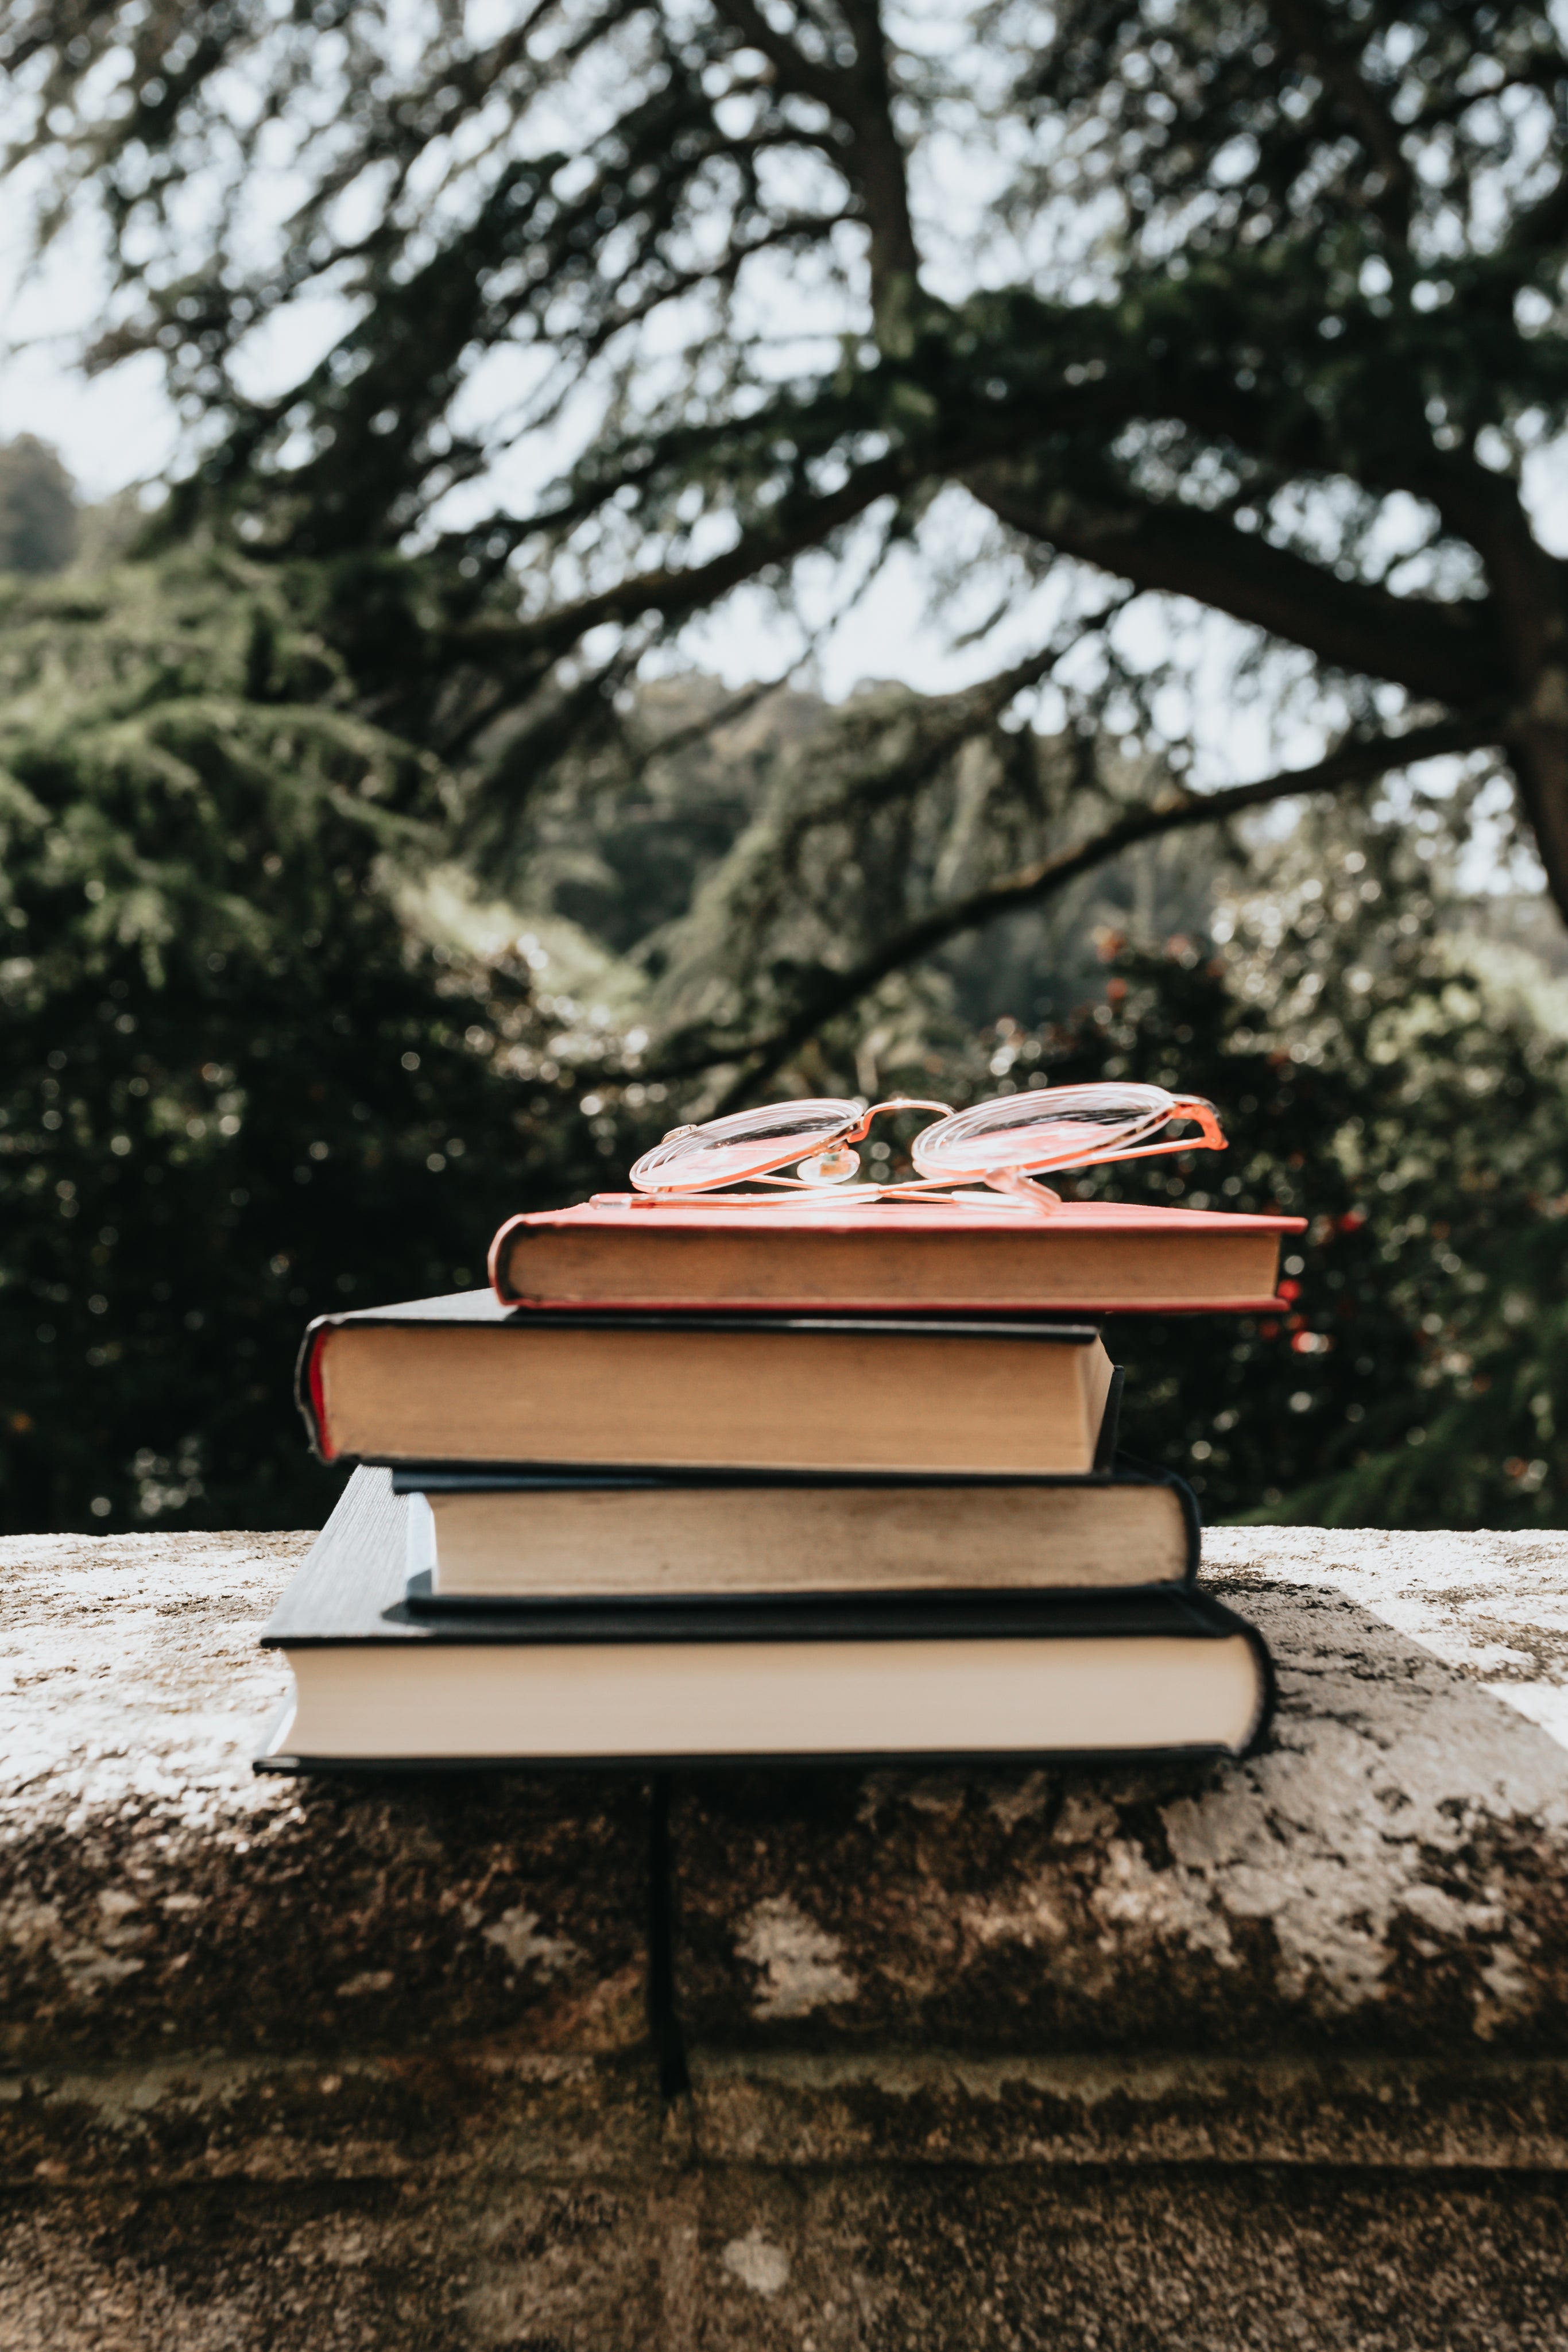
[686,2046,1568,2169]
[3,2047,665,2187]
[7,1523,1568,2349]
[7,2167,1568,2350]
[1,1530,649,2065]
[671,1533,1568,2059]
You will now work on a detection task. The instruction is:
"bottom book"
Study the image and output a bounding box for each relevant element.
[255,1468,1275,1770]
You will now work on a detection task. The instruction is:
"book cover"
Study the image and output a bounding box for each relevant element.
[489,1193,1305,1314]
[255,1469,1273,1771]
[395,1468,1198,1606]
[295,1296,1117,1477]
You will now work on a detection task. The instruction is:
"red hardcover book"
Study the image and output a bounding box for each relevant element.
[488,1194,1304,1315]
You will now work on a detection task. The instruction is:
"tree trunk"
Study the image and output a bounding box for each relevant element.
[1503,712,1568,927]
[1443,474,1568,927]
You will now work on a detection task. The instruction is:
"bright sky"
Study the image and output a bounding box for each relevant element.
[0,216,966,701]
[0,224,1073,714]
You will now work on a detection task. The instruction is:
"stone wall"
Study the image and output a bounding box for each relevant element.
[5,1525,1568,2348]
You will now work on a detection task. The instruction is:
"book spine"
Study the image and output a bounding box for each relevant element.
[1241,1621,1277,1758]
[487,1213,528,1303]
[293,1322,342,1464]
[1171,1585,1276,1757]
[1093,1365,1125,1472]
[1172,1469,1202,1587]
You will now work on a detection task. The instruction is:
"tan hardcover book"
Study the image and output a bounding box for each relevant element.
[269,1631,1268,1765]
[298,1294,1116,1476]
[408,1472,1192,1600]
[489,1195,1302,1313]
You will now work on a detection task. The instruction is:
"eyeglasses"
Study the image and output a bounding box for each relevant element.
[628,1083,1225,1213]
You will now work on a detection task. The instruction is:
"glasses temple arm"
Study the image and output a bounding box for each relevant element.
[1011,1107,1228,1179]
[1062,1134,1224,1169]
[1166,1095,1227,1151]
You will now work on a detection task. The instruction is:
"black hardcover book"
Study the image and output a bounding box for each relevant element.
[384,1374,1202,1608]
[255,1468,1272,1773]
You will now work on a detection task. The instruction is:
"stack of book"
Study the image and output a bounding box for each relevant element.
[257,1195,1301,1771]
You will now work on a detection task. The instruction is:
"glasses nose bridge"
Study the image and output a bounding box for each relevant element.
[847,1094,954,1144]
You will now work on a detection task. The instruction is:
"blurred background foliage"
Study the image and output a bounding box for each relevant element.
[1,435,1563,1533]
[3,0,1568,1531]
[0,521,630,1529]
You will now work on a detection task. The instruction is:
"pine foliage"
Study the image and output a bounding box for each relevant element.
[0,555,638,1530]
[0,436,78,575]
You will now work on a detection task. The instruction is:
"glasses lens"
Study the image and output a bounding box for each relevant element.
[630,1097,861,1191]
[911,1084,1180,1180]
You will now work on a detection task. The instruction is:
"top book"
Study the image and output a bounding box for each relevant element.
[489,1194,1304,1314]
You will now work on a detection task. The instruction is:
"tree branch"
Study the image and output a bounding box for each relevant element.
[574,209,855,363]
[764,632,1079,846]
[966,465,1509,707]
[664,706,1508,1104]
[708,0,847,119]
[712,0,924,338]
[443,403,1113,679]
[1267,0,1414,241]
[436,448,920,676]
[834,0,923,335]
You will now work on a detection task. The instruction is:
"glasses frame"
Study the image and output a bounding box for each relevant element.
[628,1086,1226,1212]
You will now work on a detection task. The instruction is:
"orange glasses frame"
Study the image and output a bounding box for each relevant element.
[630,1089,1226,1212]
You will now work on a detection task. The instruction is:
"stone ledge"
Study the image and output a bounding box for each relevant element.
[3,2047,665,2188]
[1,1528,648,2067]
[7,2167,1568,2351]
[7,1526,1568,2071]
[7,1524,1568,2347]
[671,1535,1568,2058]
[686,2047,1568,2169]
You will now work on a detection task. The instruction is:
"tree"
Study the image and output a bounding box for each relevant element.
[0,436,78,575]
[1,546,1561,1533]
[7,0,1568,1087]
[6,0,1568,1537]
[1000,826,1568,1531]
[0,553,639,1532]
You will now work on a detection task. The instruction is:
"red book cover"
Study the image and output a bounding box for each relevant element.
[488,1194,1306,1315]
